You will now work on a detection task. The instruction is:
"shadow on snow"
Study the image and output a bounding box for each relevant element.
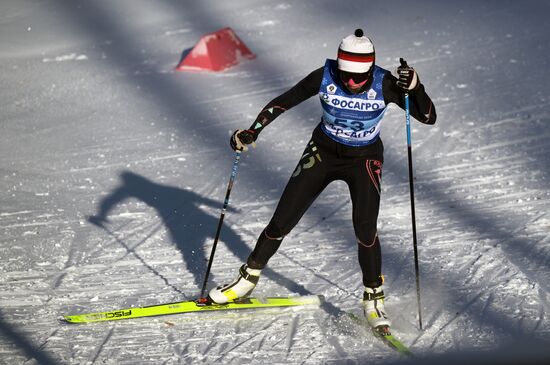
[87,171,248,291]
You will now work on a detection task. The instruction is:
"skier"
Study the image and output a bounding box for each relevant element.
[209,29,436,330]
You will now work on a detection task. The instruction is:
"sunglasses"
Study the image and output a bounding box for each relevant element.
[340,69,372,89]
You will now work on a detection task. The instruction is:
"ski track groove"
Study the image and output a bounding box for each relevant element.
[442,132,550,158]
[478,292,494,333]
[285,314,299,355]
[213,318,277,363]
[91,326,115,364]
[414,274,516,350]
[75,219,189,299]
[67,220,137,269]
[26,328,60,365]
[314,316,348,360]
[426,150,547,179]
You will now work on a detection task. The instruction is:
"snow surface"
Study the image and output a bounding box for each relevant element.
[1,0,549,364]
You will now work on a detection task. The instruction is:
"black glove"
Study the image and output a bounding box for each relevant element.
[396,58,419,91]
[230,129,257,151]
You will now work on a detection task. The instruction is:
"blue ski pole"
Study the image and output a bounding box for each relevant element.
[402,58,423,330]
[200,150,242,299]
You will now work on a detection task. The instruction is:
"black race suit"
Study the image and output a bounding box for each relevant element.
[245,66,436,288]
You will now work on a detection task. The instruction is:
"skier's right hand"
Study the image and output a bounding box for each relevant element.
[230,129,257,151]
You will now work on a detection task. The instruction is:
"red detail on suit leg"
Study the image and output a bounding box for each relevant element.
[366,160,382,195]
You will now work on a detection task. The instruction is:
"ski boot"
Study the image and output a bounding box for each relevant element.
[208,265,261,304]
[362,286,391,333]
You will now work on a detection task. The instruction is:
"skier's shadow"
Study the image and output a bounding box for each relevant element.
[89,171,348,321]
[88,171,249,292]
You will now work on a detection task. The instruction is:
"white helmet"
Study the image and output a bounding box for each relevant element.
[337,28,375,74]
[337,29,375,93]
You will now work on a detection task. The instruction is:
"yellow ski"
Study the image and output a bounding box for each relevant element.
[63,295,323,324]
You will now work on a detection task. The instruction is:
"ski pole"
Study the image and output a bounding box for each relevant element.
[200,150,242,299]
[404,88,423,330]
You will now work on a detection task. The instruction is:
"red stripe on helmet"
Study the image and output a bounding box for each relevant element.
[338,51,374,63]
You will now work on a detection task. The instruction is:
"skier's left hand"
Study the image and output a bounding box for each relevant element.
[396,58,419,91]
